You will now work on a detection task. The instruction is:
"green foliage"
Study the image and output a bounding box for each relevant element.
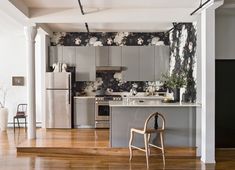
[161,72,187,89]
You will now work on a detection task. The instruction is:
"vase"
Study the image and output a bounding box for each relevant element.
[0,108,8,131]
[172,88,180,102]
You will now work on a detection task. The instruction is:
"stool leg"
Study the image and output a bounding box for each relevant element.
[160,132,165,166]
[129,130,134,161]
[24,117,27,132]
[17,118,20,129]
[147,134,151,156]
[13,118,15,132]
[144,134,149,169]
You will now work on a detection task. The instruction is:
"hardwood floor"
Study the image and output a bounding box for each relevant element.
[0,128,235,170]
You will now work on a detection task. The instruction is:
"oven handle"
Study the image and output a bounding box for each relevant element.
[95,101,109,105]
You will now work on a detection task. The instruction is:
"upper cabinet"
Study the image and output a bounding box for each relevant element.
[75,47,96,81]
[155,46,170,80]
[139,46,155,81]
[95,46,122,66]
[95,47,109,66]
[48,46,169,82]
[109,47,122,66]
[49,46,63,66]
[62,47,76,66]
[122,46,139,81]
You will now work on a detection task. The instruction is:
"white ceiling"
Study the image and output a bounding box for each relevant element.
[1,0,231,34]
[22,0,200,9]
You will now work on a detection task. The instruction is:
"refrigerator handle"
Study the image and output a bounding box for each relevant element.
[68,74,71,104]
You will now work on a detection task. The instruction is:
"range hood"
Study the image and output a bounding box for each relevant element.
[96,66,126,72]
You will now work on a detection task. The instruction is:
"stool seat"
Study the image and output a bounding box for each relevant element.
[129,112,166,169]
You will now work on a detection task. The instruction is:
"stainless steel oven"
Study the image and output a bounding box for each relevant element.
[95,101,110,128]
[95,95,122,128]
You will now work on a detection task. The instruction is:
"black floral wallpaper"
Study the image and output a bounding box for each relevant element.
[169,23,197,102]
[51,32,169,46]
[51,27,197,102]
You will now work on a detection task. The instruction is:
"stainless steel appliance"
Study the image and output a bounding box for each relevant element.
[95,95,122,128]
[45,72,72,128]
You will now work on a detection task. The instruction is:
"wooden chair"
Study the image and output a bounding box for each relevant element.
[13,104,27,132]
[129,112,166,168]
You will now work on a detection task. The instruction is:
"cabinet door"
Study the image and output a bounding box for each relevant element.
[74,98,95,128]
[155,46,170,80]
[76,47,96,81]
[122,47,139,81]
[96,47,109,66]
[139,46,155,81]
[109,47,122,66]
[49,46,63,66]
[62,46,76,66]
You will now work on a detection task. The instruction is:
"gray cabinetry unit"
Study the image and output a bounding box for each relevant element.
[122,46,139,81]
[155,46,170,80]
[49,46,63,66]
[139,46,155,81]
[109,47,122,66]
[75,47,96,81]
[74,97,95,128]
[96,47,109,66]
[62,47,76,66]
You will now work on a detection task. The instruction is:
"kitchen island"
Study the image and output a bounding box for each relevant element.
[109,99,200,148]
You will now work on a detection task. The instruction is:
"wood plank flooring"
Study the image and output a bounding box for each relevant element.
[0,128,235,170]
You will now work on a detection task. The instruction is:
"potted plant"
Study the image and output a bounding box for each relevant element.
[161,72,187,102]
[0,86,8,131]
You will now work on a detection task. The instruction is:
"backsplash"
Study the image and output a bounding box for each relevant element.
[51,32,169,46]
[75,72,165,96]
[169,23,197,102]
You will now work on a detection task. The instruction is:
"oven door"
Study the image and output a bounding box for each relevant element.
[95,101,109,121]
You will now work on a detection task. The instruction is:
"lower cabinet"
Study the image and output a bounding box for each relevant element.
[74,98,95,128]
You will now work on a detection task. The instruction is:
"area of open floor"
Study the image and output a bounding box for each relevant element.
[0,128,235,170]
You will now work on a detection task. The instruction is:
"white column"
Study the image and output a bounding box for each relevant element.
[24,26,37,139]
[200,8,215,163]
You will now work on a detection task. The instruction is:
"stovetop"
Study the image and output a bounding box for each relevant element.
[95,95,122,101]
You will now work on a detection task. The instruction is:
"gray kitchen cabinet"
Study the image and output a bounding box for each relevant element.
[109,47,122,66]
[122,46,139,81]
[74,98,95,128]
[139,46,155,81]
[155,46,170,80]
[76,47,96,81]
[62,46,76,66]
[96,47,109,66]
[49,46,63,66]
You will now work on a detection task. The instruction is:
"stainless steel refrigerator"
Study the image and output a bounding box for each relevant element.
[45,72,72,128]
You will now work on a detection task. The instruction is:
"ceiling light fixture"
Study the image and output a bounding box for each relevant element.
[78,0,90,33]
[190,0,213,15]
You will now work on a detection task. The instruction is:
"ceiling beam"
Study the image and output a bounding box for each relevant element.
[28,8,197,23]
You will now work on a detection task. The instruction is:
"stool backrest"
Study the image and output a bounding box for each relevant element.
[17,104,27,115]
[143,112,165,132]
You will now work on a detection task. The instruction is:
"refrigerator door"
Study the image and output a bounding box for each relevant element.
[46,72,71,89]
[46,89,71,128]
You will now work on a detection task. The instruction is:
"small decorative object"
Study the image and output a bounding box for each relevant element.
[61,63,67,72]
[130,83,138,96]
[12,76,24,86]
[0,85,8,131]
[161,72,187,102]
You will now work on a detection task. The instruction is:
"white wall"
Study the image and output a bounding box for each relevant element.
[0,35,27,123]
[0,34,42,125]
[215,14,235,59]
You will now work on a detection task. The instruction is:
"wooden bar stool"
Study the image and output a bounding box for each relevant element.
[129,112,166,168]
[13,104,27,132]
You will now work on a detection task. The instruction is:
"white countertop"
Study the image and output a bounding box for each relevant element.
[109,100,201,107]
